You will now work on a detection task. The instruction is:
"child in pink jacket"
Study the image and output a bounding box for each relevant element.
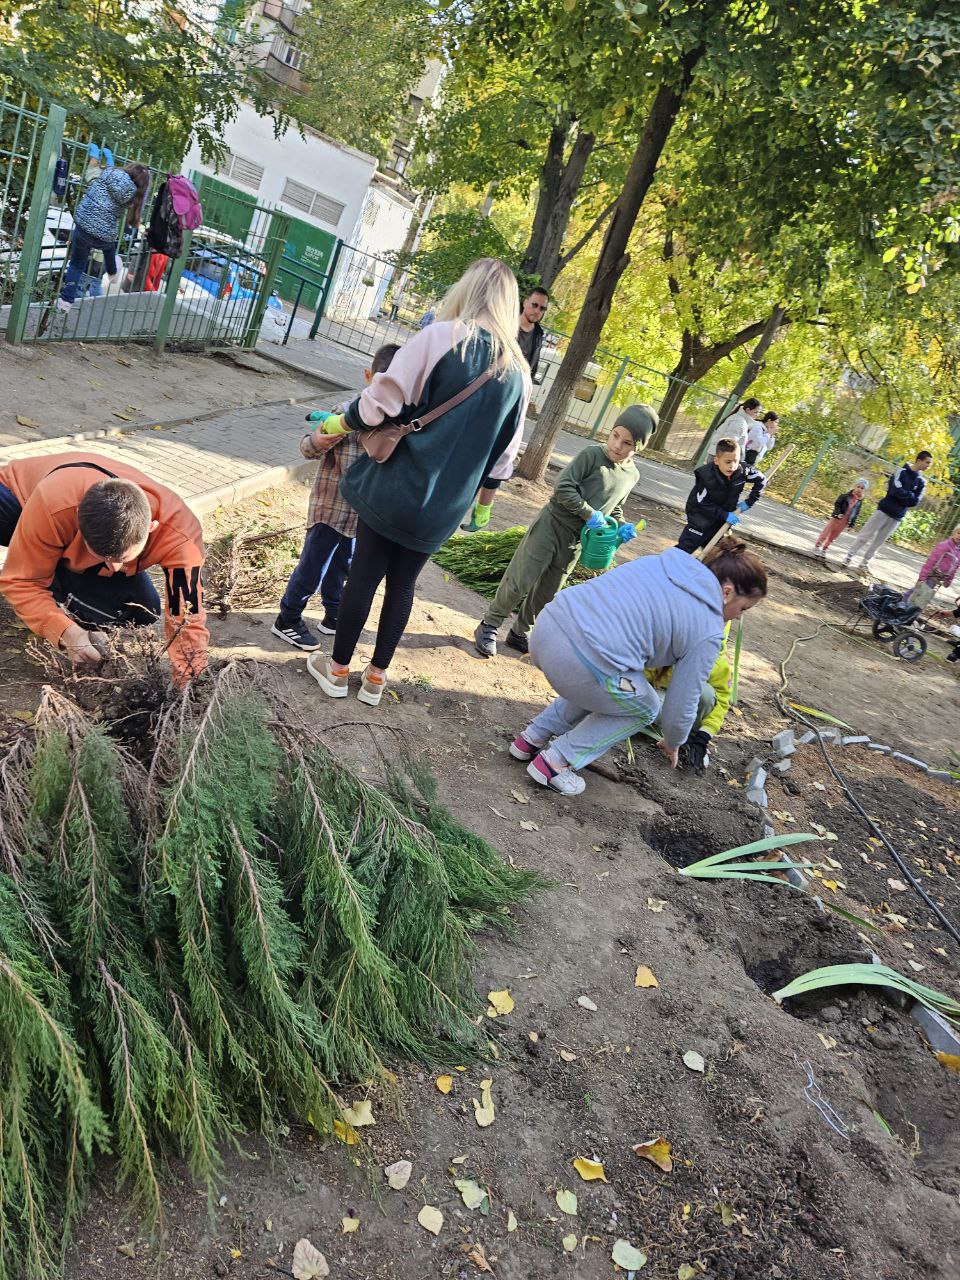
[907,524,960,610]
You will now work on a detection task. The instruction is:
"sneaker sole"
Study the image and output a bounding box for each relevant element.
[509,742,535,761]
[316,623,337,635]
[271,623,321,651]
[526,758,585,796]
[357,684,384,706]
[307,660,349,698]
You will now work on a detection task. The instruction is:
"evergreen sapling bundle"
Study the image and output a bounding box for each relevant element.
[0,663,544,1278]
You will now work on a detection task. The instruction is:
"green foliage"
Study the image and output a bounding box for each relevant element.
[773,962,960,1028]
[432,526,603,600]
[396,208,525,297]
[0,667,543,1278]
[677,833,824,887]
[288,0,436,160]
[0,0,280,163]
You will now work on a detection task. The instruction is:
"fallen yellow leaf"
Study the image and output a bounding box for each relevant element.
[556,1188,578,1215]
[340,1099,374,1127]
[634,965,659,989]
[332,1119,358,1145]
[632,1137,673,1172]
[436,1074,454,1094]
[487,988,515,1016]
[417,1205,444,1235]
[341,1217,359,1233]
[507,1210,518,1232]
[936,1052,960,1074]
[562,1233,578,1252]
[455,1178,487,1210]
[473,1078,495,1127]
[559,1049,576,1063]
[572,1156,607,1183]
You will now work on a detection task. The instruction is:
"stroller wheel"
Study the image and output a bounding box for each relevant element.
[893,631,927,663]
[872,621,897,643]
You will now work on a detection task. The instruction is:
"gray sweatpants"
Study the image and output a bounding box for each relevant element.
[843,511,900,566]
[524,612,661,769]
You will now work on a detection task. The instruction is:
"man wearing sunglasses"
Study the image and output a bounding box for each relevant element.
[462,286,549,532]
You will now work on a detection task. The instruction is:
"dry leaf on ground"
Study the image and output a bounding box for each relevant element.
[465,1243,494,1273]
[385,1159,412,1189]
[572,1156,607,1182]
[577,995,598,1011]
[936,1052,960,1073]
[519,820,539,831]
[559,1049,576,1062]
[455,1178,487,1211]
[341,1216,360,1233]
[436,1074,454,1094]
[611,1238,647,1269]
[682,1050,705,1073]
[887,878,908,892]
[487,989,515,1016]
[292,1238,330,1280]
[634,965,659,989]
[473,1078,495,1127]
[417,1205,444,1236]
[632,1137,673,1172]
[340,1098,374,1127]
[510,789,530,804]
[556,1188,578,1215]
[562,1234,578,1252]
[332,1118,358,1145]
[507,1210,518,1232]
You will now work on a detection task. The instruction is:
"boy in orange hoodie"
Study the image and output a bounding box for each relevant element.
[0,452,207,683]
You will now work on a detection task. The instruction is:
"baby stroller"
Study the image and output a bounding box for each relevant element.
[855,584,927,662]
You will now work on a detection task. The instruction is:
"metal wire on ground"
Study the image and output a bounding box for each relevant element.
[776,624,960,951]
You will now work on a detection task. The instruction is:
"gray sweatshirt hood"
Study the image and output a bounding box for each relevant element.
[659,546,726,615]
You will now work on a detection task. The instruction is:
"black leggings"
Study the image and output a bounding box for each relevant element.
[332,520,430,670]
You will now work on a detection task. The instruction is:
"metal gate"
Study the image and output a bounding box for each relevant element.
[0,79,289,351]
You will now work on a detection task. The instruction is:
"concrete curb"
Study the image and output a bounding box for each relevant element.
[254,344,352,392]
[190,460,315,517]
[746,731,960,1058]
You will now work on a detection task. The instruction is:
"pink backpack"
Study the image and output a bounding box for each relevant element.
[167,175,203,231]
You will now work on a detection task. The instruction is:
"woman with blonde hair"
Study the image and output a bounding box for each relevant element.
[309,258,531,705]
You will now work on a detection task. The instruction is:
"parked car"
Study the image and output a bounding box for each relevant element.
[181,232,265,302]
[0,204,76,278]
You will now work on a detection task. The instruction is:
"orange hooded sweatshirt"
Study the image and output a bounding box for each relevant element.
[0,452,208,682]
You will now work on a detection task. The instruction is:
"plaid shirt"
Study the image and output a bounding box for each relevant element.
[300,424,363,537]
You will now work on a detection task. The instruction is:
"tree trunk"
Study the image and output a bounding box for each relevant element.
[689,303,789,464]
[516,45,705,484]
[520,120,595,290]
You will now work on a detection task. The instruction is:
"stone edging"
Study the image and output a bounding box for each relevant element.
[742,727,960,1057]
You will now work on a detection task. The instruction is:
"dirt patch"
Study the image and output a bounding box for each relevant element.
[0,475,957,1279]
[0,341,323,446]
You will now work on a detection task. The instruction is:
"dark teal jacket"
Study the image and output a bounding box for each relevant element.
[340,322,527,553]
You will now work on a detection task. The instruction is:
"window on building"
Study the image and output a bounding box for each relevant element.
[216,150,265,192]
[270,34,302,67]
[281,178,346,227]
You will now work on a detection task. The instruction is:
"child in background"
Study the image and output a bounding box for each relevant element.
[677,439,765,554]
[473,404,657,658]
[814,479,868,557]
[906,524,960,612]
[57,156,151,313]
[272,343,400,650]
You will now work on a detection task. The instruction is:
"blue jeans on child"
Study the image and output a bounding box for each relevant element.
[0,480,161,628]
[278,521,354,624]
[60,227,118,305]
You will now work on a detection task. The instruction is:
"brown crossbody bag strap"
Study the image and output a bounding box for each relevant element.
[361,366,496,464]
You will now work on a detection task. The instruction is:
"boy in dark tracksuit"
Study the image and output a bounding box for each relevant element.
[677,438,765,554]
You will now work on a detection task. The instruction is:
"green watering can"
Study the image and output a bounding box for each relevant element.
[579,515,620,570]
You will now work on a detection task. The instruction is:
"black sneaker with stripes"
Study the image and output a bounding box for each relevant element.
[271,617,322,651]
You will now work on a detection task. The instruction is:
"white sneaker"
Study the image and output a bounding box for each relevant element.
[527,752,586,795]
[55,297,72,313]
[949,625,960,640]
[307,654,349,698]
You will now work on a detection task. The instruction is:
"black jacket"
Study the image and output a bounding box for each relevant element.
[685,461,765,533]
[518,321,545,381]
[831,490,863,528]
[877,464,927,521]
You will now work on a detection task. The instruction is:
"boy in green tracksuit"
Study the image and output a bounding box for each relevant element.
[474,404,657,658]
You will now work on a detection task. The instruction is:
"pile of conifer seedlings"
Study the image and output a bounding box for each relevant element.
[0,650,543,1279]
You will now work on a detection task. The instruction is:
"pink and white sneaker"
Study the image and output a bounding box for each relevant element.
[509,732,543,761]
[527,751,586,796]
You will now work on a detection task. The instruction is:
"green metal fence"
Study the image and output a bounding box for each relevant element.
[0,79,289,352]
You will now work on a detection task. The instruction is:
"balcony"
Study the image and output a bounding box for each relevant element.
[261,0,301,33]
[264,50,304,91]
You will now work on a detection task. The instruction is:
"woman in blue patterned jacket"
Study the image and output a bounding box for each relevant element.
[57,161,151,312]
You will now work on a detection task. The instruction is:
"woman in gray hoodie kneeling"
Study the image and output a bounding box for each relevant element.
[509,540,768,796]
